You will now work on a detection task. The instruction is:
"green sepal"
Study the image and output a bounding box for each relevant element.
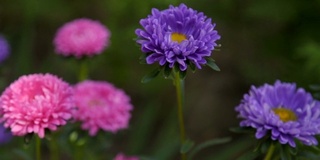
[24,133,34,145]
[163,64,172,79]
[260,139,271,153]
[139,54,147,64]
[188,137,231,160]
[179,70,187,80]
[173,64,187,80]
[206,57,220,71]
[280,144,292,160]
[141,67,161,83]
[287,145,297,155]
[180,139,195,154]
[189,62,196,73]
[44,129,52,141]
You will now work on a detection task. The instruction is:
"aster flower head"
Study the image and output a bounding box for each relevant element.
[0,35,10,63]
[236,80,320,147]
[135,3,220,73]
[113,153,139,160]
[73,80,133,136]
[54,18,110,58]
[0,73,74,138]
[0,124,12,144]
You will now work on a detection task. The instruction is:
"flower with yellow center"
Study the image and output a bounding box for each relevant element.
[236,80,320,147]
[171,33,187,43]
[272,108,297,122]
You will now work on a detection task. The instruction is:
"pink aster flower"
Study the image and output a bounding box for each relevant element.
[113,153,139,160]
[54,18,110,58]
[73,80,133,136]
[0,73,74,138]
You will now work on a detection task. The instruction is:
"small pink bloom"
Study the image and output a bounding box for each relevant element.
[73,80,133,136]
[113,153,139,160]
[54,18,110,58]
[0,73,74,138]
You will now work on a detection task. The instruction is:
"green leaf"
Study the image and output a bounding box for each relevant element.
[297,151,320,159]
[188,137,231,160]
[236,151,260,160]
[141,68,161,83]
[309,84,320,91]
[253,139,264,153]
[13,149,33,160]
[206,58,220,71]
[180,139,195,154]
[229,127,255,134]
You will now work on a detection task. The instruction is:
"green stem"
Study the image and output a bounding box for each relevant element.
[78,59,88,81]
[36,136,41,160]
[174,71,187,160]
[264,143,275,160]
[50,134,59,160]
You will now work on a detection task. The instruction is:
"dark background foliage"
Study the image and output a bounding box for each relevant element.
[1,0,320,159]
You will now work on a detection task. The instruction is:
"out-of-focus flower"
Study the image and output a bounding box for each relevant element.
[135,3,220,71]
[54,18,110,58]
[0,124,12,144]
[236,80,320,147]
[0,35,10,63]
[0,73,74,138]
[113,153,139,160]
[73,80,133,136]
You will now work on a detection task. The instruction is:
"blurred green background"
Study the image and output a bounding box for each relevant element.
[1,0,320,159]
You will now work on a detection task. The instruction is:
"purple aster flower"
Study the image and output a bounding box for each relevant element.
[0,35,10,63]
[135,3,220,71]
[236,80,320,147]
[0,124,12,144]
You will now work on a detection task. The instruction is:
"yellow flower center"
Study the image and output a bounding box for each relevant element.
[272,108,297,122]
[171,33,187,43]
[88,99,104,107]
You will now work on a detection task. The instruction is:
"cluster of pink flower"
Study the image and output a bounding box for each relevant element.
[0,18,138,159]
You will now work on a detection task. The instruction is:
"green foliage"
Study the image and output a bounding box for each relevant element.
[180,139,195,154]
[188,137,231,160]
[205,58,220,71]
[1,0,320,159]
[141,67,161,83]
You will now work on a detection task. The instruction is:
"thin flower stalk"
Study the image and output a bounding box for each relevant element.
[174,71,187,160]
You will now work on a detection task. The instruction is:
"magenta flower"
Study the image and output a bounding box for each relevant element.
[54,18,110,58]
[113,153,139,160]
[73,80,133,136]
[0,73,74,138]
